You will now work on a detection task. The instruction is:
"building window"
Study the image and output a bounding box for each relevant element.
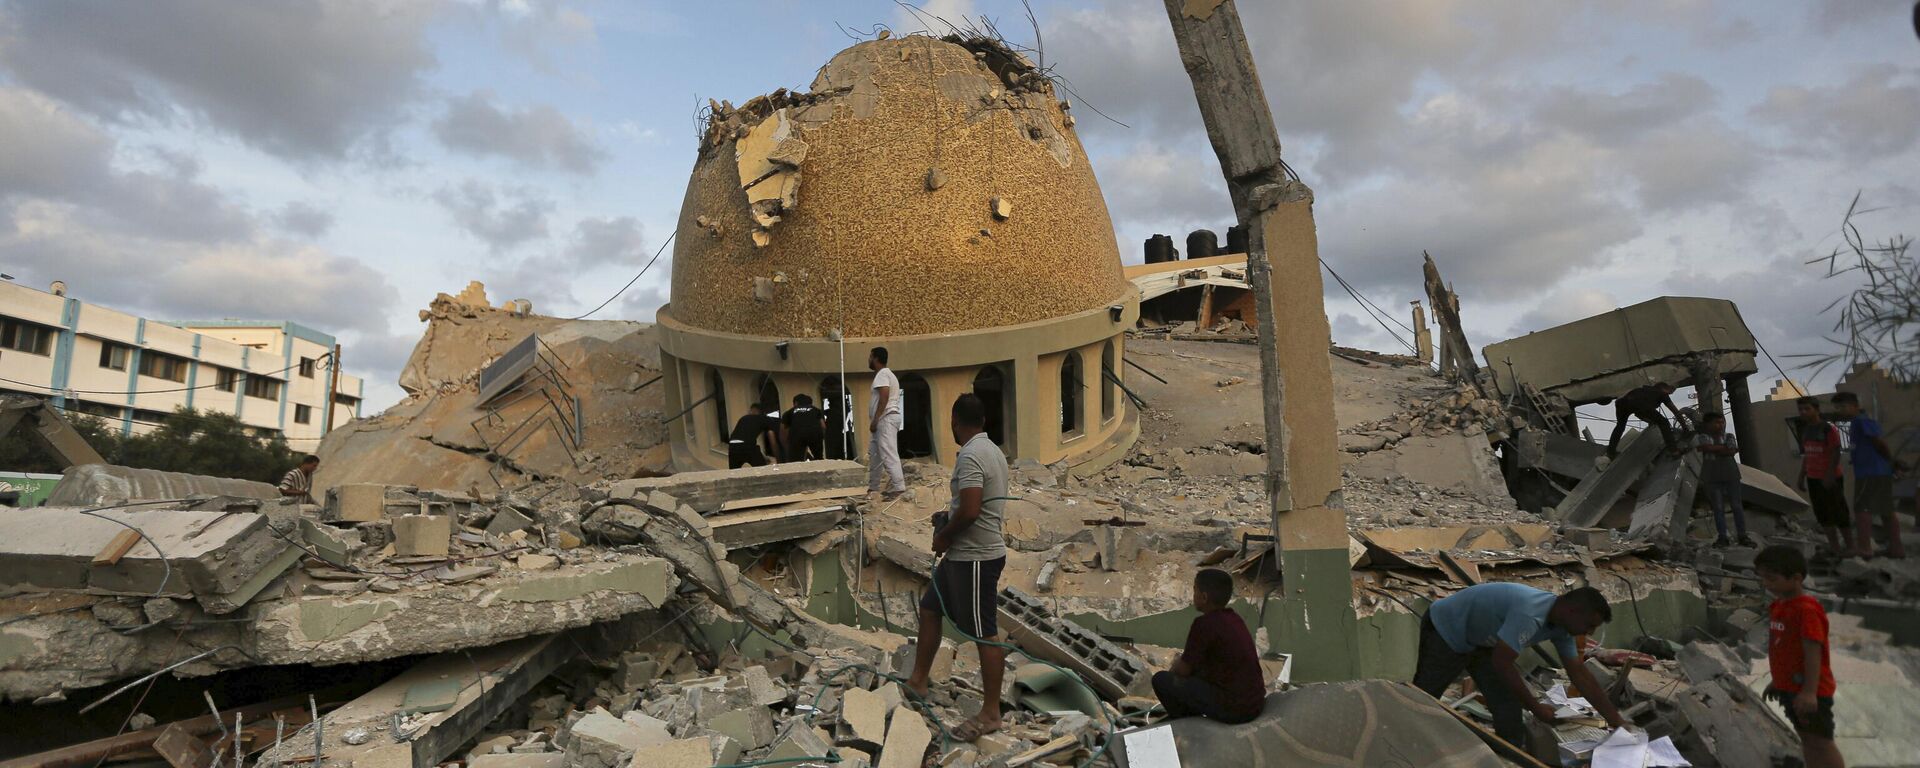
[99,343,130,371]
[708,367,729,443]
[244,375,281,401]
[138,352,189,383]
[215,368,239,392]
[1101,341,1117,422]
[294,404,312,424]
[299,357,317,378]
[0,318,55,356]
[1060,352,1083,435]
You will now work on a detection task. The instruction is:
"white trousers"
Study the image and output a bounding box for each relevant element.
[868,416,904,493]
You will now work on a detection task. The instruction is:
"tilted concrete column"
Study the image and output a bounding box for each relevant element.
[1252,193,1356,683]
[1727,375,1761,470]
[1411,301,1433,364]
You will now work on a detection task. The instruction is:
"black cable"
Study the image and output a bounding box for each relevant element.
[1318,259,1419,355]
[1753,336,1793,389]
[0,357,310,396]
[568,231,677,320]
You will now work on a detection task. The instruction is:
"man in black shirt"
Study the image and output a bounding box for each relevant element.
[1606,381,1685,458]
[781,394,827,462]
[728,402,781,469]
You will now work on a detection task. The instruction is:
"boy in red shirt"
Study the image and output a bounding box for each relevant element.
[1755,545,1845,768]
[1794,397,1850,556]
[1151,568,1266,724]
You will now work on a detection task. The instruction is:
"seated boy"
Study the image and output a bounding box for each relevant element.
[1150,568,1265,724]
[1755,545,1846,768]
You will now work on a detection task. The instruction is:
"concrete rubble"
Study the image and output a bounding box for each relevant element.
[6,33,1917,768]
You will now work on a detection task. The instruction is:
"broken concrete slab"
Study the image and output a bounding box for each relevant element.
[485,505,534,536]
[325,483,419,523]
[566,708,656,768]
[608,461,866,514]
[1111,681,1501,767]
[997,587,1151,701]
[632,736,741,768]
[710,503,848,549]
[46,463,278,506]
[841,687,889,748]
[877,705,931,768]
[469,754,563,768]
[1558,428,1661,528]
[0,505,292,614]
[710,705,777,750]
[768,724,835,764]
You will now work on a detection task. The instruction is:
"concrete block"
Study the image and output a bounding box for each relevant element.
[630,736,739,768]
[619,711,675,748]
[564,709,654,768]
[617,652,659,690]
[393,514,452,557]
[710,705,776,750]
[330,483,393,523]
[486,505,535,536]
[877,705,932,768]
[841,687,889,748]
[740,664,787,707]
[469,755,563,768]
[299,517,364,566]
[769,725,835,764]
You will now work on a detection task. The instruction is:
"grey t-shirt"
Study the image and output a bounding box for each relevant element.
[947,432,1009,561]
[1694,432,1741,483]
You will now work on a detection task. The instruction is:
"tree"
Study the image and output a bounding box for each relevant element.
[1801,193,1918,385]
[0,407,299,484]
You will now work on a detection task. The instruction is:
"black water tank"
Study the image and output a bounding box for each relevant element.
[1187,229,1218,259]
[1226,224,1249,255]
[1144,234,1176,264]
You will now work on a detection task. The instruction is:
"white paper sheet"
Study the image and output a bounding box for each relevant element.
[1123,725,1183,768]
[1591,727,1691,768]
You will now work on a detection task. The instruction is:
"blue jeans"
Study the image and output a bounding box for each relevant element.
[1704,480,1746,539]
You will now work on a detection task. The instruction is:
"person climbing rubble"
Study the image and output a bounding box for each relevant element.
[1413,583,1627,749]
[1150,568,1265,724]
[726,402,781,469]
[781,393,827,463]
[1606,381,1686,458]
[867,346,907,500]
[278,454,319,504]
[905,393,1009,743]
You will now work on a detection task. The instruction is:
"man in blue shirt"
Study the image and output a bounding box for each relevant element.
[1835,392,1905,559]
[1414,583,1627,747]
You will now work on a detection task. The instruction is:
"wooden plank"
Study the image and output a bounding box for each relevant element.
[0,698,305,768]
[715,486,864,513]
[91,529,143,566]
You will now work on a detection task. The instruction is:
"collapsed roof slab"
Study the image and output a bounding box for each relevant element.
[0,554,677,702]
[608,460,866,515]
[1483,296,1758,405]
[0,506,290,613]
[47,464,279,507]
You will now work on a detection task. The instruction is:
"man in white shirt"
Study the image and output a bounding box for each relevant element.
[868,346,906,499]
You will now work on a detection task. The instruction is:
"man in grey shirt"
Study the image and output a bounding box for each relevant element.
[1694,411,1752,548]
[906,393,1009,741]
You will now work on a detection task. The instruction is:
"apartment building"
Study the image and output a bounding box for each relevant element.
[0,280,363,451]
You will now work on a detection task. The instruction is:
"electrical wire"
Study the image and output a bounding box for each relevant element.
[0,357,310,397]
[1318,259,1419,356]
[568,231,677,321]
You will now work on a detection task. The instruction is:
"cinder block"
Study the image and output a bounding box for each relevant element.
[392,514,451,557]
[329,483,391,523]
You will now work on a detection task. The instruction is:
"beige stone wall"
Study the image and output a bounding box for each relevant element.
[667,37,1129,339]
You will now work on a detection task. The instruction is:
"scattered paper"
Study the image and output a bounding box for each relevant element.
[1123,725,1182,768]
[1592,727,1690,768]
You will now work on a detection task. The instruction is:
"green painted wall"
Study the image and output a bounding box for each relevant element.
[0,472,61,507]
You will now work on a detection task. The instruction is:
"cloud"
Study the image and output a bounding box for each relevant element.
[1093,141,1234,258]
[894,0,976,34]
[1510,288,1622,336]
[1535,74,1718,146]
[0,0,439,161]
[433,90,607,175]
[432,180,553,252]
[1752,64,1920,162]
[271,201,336,238]
[564,216,647,266]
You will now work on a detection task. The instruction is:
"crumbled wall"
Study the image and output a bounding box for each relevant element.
[668,36,1130,339]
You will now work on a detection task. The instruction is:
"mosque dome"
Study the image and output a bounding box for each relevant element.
[665,35,1130,339]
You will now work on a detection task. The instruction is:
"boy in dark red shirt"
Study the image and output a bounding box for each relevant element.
[1151,568,1265,724]
[1755,545,1845,768]
[1795,397,1850,556]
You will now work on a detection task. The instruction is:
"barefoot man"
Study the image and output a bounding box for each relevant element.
[905,394,1009,742]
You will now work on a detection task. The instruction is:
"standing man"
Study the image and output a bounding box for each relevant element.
[1607,381,1686,458]
[1413,583,1627,749]
[1835,392,1905,558]
[279,455,319,505]
[905,394,1009,742]
[1795,396,1851,557]
[1695,412,1753,548]
[868,346,906,500]
[782,393,827,462]
[727,402,781,469]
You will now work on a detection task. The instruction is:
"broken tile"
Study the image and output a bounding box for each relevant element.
[877,705,931,768]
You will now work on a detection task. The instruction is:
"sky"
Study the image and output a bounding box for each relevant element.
[2,0,1915,416]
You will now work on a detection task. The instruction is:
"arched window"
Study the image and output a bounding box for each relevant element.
[1101,341,1117,422]
[753,373,779,414]
[708,367,729,442]
[972,366,1008,447]
[819,377,849,460]
[899,374,933,458]
[1060,352,1082,435]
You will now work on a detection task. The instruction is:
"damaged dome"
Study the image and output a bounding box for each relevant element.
[665,35,1131,339]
